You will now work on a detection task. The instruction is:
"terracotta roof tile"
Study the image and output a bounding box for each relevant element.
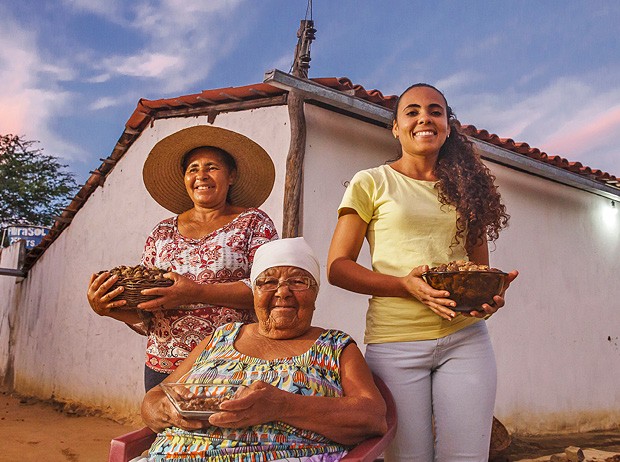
[460,122,618,186]
[21,76,619,272]
[312,77,399,108]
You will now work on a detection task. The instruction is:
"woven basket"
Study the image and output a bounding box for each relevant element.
[98,265,173,309]
[108,277,173,308]
[490,416,512,458]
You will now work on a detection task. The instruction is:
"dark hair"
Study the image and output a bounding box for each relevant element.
[392,83,453,121]
[392,83,510,251]
[181,146,237,173]
[181,146,238,204]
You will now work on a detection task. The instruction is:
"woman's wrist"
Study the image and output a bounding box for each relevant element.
[92,304,108,317]
[396,274,415,298]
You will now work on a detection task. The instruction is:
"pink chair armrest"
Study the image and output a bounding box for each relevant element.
[341,374,397,462]
[108,426,156,462]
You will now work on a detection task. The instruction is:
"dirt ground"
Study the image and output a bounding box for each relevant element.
[496,432,620,461]
[2,387,620,462]
[1,388,140,461]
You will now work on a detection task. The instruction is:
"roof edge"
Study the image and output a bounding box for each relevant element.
[21,74,619,273]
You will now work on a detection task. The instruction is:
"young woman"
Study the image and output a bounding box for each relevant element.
[328,83,518,462]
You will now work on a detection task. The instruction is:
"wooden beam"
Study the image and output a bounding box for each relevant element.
[281,91,306,238]
[153,95,287,120]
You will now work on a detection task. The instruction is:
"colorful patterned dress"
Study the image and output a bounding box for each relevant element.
[148,322,353,462]
[140,208,278,373]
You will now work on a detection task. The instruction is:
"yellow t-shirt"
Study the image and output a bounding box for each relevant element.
[338,164,480,344]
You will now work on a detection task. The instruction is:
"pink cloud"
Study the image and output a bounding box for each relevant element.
[541,105,620,156]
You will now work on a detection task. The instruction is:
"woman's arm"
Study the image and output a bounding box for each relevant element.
[468,239,490,266]
[138,276,253,311]
[141,336,212,432]
[328,211,408,297]
[87,272,143,325]
[210,343,387,445]
[137,211,275,311]
[327,210,457,320]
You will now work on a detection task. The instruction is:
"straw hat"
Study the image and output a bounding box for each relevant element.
[143,126,275,214]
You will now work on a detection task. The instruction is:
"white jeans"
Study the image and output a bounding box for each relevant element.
[365,321,497,462]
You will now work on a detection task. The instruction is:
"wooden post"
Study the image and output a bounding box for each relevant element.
[282,91,306,238]
[281,20,315,237]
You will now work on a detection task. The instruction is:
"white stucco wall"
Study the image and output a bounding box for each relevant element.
[0,241,25,383]
[3,105,291,419]
[0,100,618,433]
[485,166,620,433]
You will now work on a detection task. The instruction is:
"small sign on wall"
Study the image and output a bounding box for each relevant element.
[2,225,49,249]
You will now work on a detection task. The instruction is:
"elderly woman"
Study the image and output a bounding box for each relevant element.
[140,237,387,462]
[87,126,278,390]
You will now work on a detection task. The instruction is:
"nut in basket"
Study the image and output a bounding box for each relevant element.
[97,265,173,308]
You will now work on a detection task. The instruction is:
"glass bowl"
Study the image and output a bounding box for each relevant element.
[160,382,241,419]
[422,270,507,312]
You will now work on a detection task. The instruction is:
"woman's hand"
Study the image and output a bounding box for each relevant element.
[208,382,284,428]
[141,386,204,433]
[465,269,519,318]
[87,272,127,315]
[401,265,458,321]
[138,273,200,311]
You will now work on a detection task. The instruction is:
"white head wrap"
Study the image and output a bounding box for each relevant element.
[250,237,320,288]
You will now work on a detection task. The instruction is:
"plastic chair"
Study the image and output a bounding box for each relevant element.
[109,373,397,462]
[340,374,397,462]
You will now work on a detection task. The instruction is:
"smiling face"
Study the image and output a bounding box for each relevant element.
[183,148,237,209]
[392,85,451,160]
[253,266,317,340]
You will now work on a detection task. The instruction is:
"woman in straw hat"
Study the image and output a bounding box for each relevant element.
[87,126,279,390]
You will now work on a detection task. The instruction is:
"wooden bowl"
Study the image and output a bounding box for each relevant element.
[422,270,507,312]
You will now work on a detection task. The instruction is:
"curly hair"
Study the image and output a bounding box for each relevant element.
[392,83,510,251]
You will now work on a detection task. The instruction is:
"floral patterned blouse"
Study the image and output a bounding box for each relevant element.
[148,322,352,462]
[140,208,278,373]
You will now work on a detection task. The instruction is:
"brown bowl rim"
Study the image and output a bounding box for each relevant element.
[421,270,507,277]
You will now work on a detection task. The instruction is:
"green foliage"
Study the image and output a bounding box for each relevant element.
[1,134,78,228]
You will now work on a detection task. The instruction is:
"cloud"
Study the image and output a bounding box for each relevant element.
[71,0,248,93]
[99,52,181,79]
[435,71,485,97]
[131,0,244,30]
[88,96,126,111]
[453,76,620,174]
[86,73,112,83]
[269,53,295,74]
[60,0,126,24]
[0,0,253,175]
[0,13,81,161]
[456,33,503,61]
[39,63,76,81]
[542,105,620,156]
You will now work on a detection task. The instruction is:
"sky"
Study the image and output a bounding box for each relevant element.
[1,0,619,186]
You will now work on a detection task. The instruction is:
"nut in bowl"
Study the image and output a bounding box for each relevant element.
[160,382,241,419]
[422,261,507,313]
[96,265,173,308]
